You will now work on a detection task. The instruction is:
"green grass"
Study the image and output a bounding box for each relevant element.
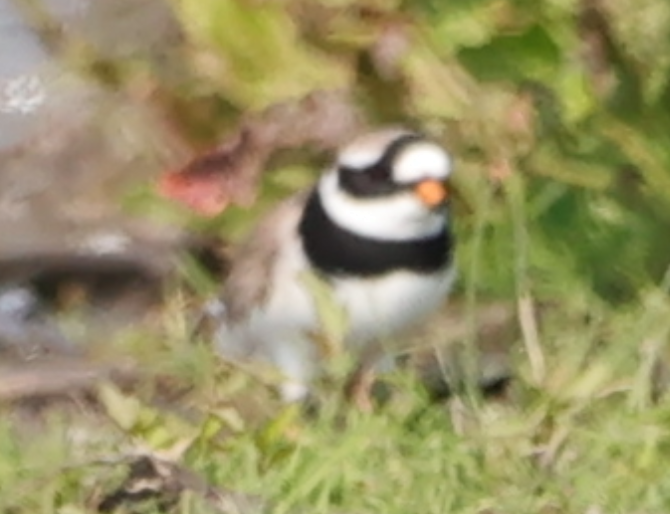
[3,297,670,514]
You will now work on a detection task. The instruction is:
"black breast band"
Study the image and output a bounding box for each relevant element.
[298,190,453,277]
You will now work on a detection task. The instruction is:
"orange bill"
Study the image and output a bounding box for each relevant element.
[414,179,448,207]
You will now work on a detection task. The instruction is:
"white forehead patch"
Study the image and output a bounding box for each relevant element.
[393,143,451,183]
[337,128,412,170]
[338,146,384,169]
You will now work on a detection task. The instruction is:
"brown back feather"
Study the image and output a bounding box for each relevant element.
[221,190,310,324]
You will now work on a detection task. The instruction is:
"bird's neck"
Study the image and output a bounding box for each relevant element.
[298,189,453,277]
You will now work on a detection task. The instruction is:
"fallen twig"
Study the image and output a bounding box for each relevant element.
[0,357,136,402]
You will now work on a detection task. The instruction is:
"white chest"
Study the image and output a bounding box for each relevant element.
[259,236,456,350]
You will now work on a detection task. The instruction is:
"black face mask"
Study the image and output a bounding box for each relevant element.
[337,133,425,199]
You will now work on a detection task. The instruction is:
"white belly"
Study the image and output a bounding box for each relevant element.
[248,235,456,351]
[335,266,456,347]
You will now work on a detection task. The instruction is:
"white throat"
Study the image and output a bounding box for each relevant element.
[317,171,447,241]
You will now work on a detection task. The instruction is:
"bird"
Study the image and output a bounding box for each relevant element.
[209,128,456,403]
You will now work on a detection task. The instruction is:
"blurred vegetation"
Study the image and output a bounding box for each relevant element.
[19,0,670,303]
[4,0,670,513]
[138,0,670,304]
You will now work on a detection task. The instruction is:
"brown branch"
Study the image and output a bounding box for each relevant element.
[0,358,136,402]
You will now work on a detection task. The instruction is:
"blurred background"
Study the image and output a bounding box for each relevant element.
[3,0,669,311]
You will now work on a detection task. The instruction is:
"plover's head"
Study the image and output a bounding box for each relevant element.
[318,128,452,241]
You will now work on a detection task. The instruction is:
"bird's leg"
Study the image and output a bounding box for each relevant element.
[344,359,376,412]
[344,353,395,411]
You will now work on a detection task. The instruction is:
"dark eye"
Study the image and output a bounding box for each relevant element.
[366,163,390,182]
[338,164,397,198]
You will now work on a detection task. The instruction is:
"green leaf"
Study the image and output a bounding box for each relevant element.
[552,69,597,125]
[457,25,560,82]
[428,0,500,52]
[172,0,348,109]
[211,407,246,434]
[256,404,302,452]
[98,382,142,431]
[300,271,349,358]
